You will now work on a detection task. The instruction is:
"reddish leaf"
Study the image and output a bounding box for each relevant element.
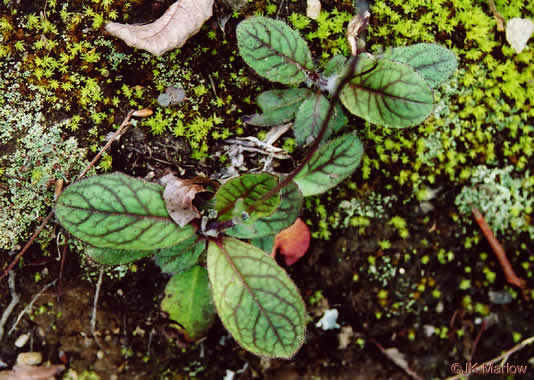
[161,174,210,227]
[271,218,310,266]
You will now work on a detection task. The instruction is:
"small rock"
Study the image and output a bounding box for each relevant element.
[16,352,42,366]
[337,326,354,349]
[14,333,30,348]
[166,86,186,105]
[488,290,513,304]
[157,93,171,107]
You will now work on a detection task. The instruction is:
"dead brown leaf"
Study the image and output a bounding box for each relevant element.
[105,0,214,56]
[161,174,211,227]
[0,364,64,380]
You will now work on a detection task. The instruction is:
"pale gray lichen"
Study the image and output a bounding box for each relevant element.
[455,165,534,238]
[333,193,398,229]
[0,111,91,251]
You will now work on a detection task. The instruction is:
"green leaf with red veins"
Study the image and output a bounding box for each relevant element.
[237,16,315,84]
[382,43,458,88]
[85,247,154,265]
[294,133,364,196]
[293,93,347,146]
[226,180,303,239]
[214,173,280,222]
[207,237,306,358]
[55,173,195,250]
[248,88,312,127]
[340,55,434,128]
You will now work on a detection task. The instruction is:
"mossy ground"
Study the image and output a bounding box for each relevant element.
[1,0,533,378]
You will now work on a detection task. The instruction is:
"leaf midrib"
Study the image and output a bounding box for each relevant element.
[216,239,288,351]
[59,204,171,221]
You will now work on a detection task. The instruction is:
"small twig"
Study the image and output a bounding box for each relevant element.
[0,212,54,280]
[471,207,527,291]
[470,318,487,361]
[91,267,106,351]
[488,0,506,31]
[76,109,136,181]
[57,233,69,300]
[0,271,19,341]
[445,335,534,380]
[8,279,57,336]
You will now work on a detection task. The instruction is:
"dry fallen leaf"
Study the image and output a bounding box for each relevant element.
[161,174,209,227]
[0,364,65,380]
[375,345,423,380]
[270,218,310,266]
[105,0,215,56]
[505,18,534,53]
[347,10,370,56]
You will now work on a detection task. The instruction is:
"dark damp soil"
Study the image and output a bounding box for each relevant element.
[1,0,533,379]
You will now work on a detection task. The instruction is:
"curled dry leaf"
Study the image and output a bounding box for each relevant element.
[105,0,215,56]
[347,10,370,56]
[161,174,210,227]
[0,364,65,380]
[270,217,310,266]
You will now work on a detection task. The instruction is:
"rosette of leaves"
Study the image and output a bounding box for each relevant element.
[55,114,365,357]
[237,16,457,140]
[53,17,452,358]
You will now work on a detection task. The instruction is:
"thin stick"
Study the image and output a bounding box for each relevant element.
[445,335,534,380]
[470,318,487,361]
[471,207,526,290]
[91,267,105,351]
[8,279,57,336]
[58,234,69,300]
[0,271,19,341]
[76,109,135,181]
[0,212,54,280]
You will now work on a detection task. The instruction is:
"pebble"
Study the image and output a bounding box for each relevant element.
[14,333,30,348]
[16,352,42,366]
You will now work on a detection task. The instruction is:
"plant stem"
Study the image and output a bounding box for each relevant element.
[248,55,361,213]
